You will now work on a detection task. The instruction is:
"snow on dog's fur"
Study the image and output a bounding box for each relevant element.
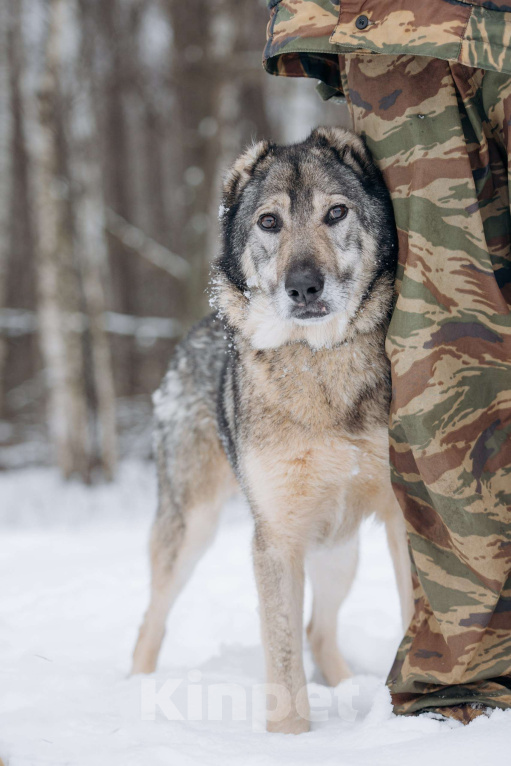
[132,128,413,734]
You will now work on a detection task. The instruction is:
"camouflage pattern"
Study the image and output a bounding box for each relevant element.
[264,1,511,94]
[264,1,511,718]
[264,1,343,93]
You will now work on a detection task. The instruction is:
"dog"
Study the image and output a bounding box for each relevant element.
[131,127,413,734]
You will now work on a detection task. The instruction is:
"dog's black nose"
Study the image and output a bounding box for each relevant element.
[285,266,324,305]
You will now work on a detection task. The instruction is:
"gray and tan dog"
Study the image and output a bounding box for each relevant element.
[132,128,413,734]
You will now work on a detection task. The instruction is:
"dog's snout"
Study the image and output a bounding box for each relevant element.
[285,265,324,305]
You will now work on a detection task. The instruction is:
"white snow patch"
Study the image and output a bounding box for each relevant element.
[0,462,509,765]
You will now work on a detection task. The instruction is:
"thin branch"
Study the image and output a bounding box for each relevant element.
[105,208,190,281]
[0,308,183,340]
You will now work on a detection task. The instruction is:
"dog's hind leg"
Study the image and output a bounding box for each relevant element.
[306,535,359,687]
[131,429,235,675]
[384,508,414,632]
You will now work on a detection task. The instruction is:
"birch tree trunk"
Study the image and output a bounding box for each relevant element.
[66,0,117,480]
[97,0,140,396]
[165,0,223,320]
[6,0,38,408]
[32,0,90,480]
[0,2,13,414]
[165,0,272,320]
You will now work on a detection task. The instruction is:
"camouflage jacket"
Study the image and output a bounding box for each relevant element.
[264,0,511,96]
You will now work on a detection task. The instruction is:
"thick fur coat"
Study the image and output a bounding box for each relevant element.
[132,128,413,734]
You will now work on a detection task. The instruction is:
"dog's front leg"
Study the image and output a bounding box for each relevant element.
[252,521,310,734]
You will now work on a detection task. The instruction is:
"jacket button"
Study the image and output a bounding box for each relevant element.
[355,15,369,30]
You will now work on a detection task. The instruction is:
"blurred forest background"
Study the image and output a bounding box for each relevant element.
[0,0,349,482]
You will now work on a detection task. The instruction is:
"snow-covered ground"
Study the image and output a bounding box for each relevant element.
[1,461,509,765]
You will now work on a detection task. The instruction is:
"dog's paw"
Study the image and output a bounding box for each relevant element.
[267,715,310,735]
[130,651,157,675]
[320,653,352,687]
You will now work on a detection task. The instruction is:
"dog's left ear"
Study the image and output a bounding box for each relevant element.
[310,127,377,180]
[221,140,275,211]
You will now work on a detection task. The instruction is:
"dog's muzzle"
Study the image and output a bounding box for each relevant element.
[285,264,329,320]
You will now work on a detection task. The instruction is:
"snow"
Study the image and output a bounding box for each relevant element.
[1,461,509,765]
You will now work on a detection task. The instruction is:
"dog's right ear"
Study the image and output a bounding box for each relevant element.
[309,127,377,181]
[221,140,275,211]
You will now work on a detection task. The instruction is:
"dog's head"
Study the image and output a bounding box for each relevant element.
[212,128,397,350]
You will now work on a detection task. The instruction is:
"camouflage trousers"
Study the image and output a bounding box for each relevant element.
[340,55,511,715]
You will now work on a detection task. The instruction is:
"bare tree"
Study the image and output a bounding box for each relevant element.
[31,0,91,479]
[164,0,224,319]
[0,1,13,414]
[29,0,118,481]
[66,0,118,479]
[95,0,141,394]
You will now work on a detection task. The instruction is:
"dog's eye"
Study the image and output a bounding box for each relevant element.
[258,214,279,231]
[326,205,348,224]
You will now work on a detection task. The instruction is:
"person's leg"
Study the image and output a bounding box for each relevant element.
[340,54,511,716]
